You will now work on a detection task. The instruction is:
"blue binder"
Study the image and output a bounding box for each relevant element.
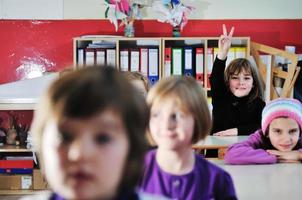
[184,47,193,77]
[148,48,159,85]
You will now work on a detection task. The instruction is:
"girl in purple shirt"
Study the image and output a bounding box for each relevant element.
[225,98,302,164]
[139,76,237,200]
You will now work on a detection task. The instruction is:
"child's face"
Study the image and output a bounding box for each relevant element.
[229,69,253,97]
[268,117,300,152]
[149,97,194,150]
[131,79,147,98]
[41,109,129,200]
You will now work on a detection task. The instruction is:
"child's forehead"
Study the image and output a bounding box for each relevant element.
[152,94,188,111]
[232,68,251,75]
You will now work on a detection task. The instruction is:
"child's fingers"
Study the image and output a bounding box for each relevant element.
[228,26,235,37]
[266,150,280,155]
[222,24,227,35]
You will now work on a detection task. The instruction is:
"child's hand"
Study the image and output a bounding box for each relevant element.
[266,150,301,163]
[218,24,234,60]
[213,128,238,136]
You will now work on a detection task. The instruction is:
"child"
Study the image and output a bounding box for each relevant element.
[27,66,152,200]
[139,76,237,200]
[224,98,302,164]
[210,24,265,136]
[123,71,150,98]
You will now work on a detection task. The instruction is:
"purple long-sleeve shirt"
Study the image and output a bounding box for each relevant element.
[139,150,237,200]
[224,130,278,164]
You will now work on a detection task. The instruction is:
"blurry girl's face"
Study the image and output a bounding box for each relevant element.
[268,117,300,152]
[41,109,129,200]
[149,97,194,150]
[229,69,253,97]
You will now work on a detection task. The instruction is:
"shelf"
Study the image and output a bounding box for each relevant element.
[0,189,35,195]
[0,73,59,110]
[0,145,31,153]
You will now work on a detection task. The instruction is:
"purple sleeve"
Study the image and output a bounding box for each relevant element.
[224,131,277,164]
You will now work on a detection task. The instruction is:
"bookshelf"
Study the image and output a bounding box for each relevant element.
[0,75,56,195]
[73,36,250,91]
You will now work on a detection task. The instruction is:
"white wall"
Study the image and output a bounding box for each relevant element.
[1,0,302,19]
[0,0,63,19]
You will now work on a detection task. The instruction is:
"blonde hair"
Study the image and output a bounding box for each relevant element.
[147,76,212,143]
[224,58,263,103]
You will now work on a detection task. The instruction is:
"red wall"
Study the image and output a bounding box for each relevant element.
[1,19,302,84]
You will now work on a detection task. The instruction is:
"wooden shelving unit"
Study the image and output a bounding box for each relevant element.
[73,36,250,95]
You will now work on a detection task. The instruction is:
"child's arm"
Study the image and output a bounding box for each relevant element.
[224,131,277,164]
[210,25,235,99]
[266,150,302,163]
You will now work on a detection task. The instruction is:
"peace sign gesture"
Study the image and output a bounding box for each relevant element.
[217,24,235,60]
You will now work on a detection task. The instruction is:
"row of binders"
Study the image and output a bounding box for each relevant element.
[0,157,34,175]
[164,46,247,88]
[77,42,246,87]
[77,42,160,85]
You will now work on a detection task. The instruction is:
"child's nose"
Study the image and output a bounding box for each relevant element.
[281,133,292,142]
[162,114,176,130]
[239,78,245,85]
[67,137,93,162]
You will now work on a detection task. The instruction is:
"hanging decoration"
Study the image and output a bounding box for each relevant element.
[152,0,194,31]
[104,0,152,36]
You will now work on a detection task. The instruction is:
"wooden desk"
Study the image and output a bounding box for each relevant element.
[192,136,248,159]
[210,160,302,200]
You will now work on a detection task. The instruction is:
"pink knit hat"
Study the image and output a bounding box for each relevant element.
[261,98,302,133]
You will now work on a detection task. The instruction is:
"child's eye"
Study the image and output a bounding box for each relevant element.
[171,112,184,121]
[272,129,281,135]
[231,76,238,80]
[59,131,73,143]
[244,77,252,81]
[289,129,299,135]
[95,133,112,145]
[151,111,159,118]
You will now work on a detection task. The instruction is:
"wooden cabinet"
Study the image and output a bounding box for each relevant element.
[73,36,250,90]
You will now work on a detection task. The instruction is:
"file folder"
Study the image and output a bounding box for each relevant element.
[226,47,236,66]
[235,47,246,58]
[172,48,183,75]
[77,48,84,68]
[148,48,159,85]
[85,48,95,66]
[164,47,172,77]
[130,49,140,72]
[96,48,105,66]
[195,47,204,86]
[140,48,148,76]
[120,49,129,71]
[184,47,193,77]
[206,48,214,89]
[106,48,116,67]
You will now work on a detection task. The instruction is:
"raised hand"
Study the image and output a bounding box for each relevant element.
[217,24,234,60]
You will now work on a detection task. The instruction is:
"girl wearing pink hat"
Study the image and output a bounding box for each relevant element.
[224,98,302,164]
